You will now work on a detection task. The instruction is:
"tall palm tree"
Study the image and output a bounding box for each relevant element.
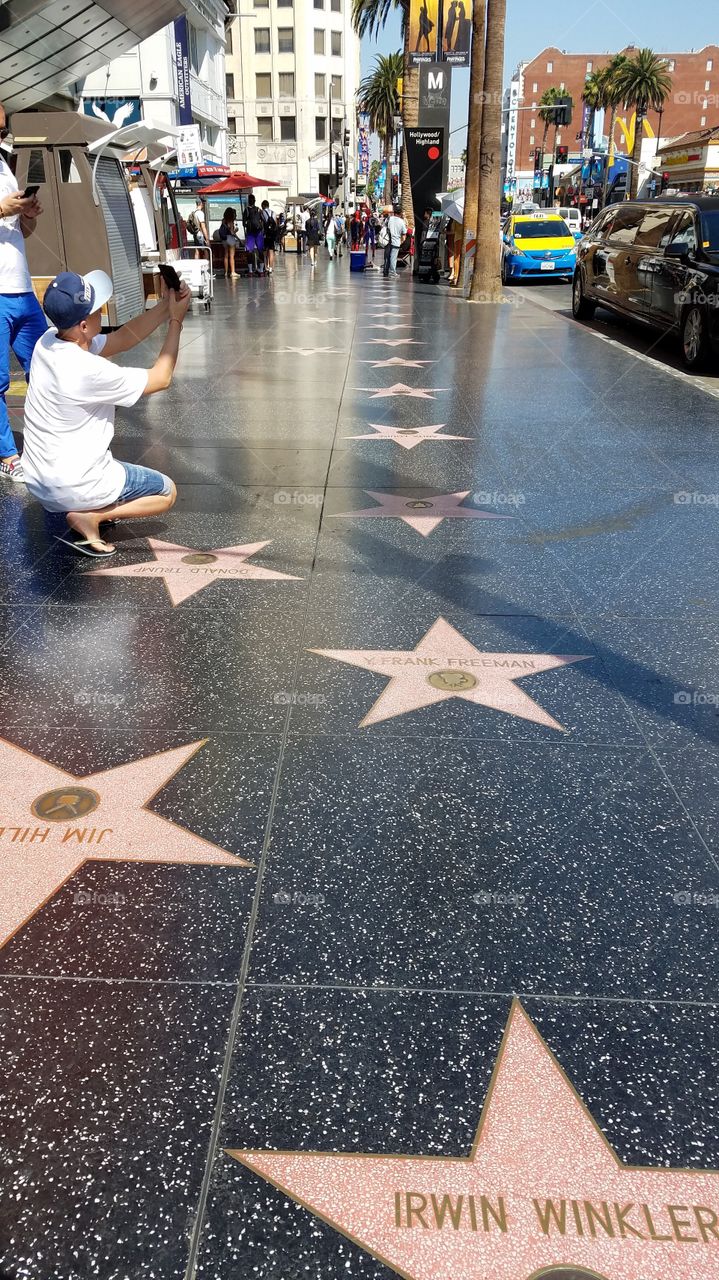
[457,0,487,290]
[352,0,416,223]
[538,86,560,162]
[357,51,403,206]
[469,0,506,302]
[598,53,628,208]
[581,70,604,149]
[614,48,672,199]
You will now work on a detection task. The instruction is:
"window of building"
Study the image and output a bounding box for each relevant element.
[255,0,269,6]
[586,60,592,71]
[254,27,270,52]
[705,79,711,91]
[314,28,325,54]
[331,115,342,139]
[315,72,326,97]
[280,116,296,141]
[315,115,326,141]
[701,115,707,126]
[331,29,342,55]
[546,60,553,72]
[666,59,675,71]
[227,115,237,135]
[530,117,535,127]
[277,0,293,7]
[256,72,271,98]
[314,0,324,7]
[257,116,274,141]
[188,22,199,73]
[529,134,535,145]
[331,0,342,11]
[278,27,294,52]
[532,81,538,92]
[331,74,342,99]
[226,72,235,98]
[58,150,82,183]
[708,58,714,71]
[226,24,233,53]
[279,71,295,95]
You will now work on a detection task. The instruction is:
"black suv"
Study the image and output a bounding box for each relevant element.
[572,197,719,369]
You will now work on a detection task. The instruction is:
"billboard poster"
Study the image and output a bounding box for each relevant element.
[83,97,142,129]
[358,118,370,177]
[177,125,203,169]
[173,17,193,126]
[405,126,445,225]
[409,0,439,65]
[442,0,471,67]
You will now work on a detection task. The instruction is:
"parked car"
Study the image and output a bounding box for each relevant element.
[502,213,577,283]
[572,196,719,369]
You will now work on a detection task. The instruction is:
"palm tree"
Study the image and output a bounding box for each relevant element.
[352,0,416,224]
[357,51,403,206]
[538,86,560,163]
[457,0,487,290]
[469,0,507,302]
[598,53,628,208]
[581,70,604,149]
[614,48,672,199]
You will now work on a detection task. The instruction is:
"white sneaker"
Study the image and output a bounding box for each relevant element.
[0,457,24,483]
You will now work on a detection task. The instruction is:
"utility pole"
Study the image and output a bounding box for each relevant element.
[328,81,333,199]
[343,115,349,212]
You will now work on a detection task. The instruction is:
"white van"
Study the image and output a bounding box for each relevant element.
[554,206,582,238]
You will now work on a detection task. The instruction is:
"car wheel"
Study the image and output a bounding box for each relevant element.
[680,305,709,370]
[572,270,595,320]
[501,259,511,285]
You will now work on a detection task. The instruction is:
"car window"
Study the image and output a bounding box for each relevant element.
[606,205,646,246]
[701,209,719,250]
[588,208,615,240]
[634,207,676,249]
[669,211,698,256]
[513,219,572,239]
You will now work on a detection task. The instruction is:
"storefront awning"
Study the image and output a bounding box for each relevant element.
[0,0,184,115]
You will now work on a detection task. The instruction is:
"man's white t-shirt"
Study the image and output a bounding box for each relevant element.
[0,153,32,294]
[23,331,148,513]
[387,215,408,247]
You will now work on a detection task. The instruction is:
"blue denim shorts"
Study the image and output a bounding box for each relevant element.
[117,462,173,504]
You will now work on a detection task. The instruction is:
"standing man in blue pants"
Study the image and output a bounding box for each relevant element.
[0,102,47,483]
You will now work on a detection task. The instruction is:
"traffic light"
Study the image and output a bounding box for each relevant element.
[661,170,670,192]
[556,145,569,164]
[343,127,350,149]
[335,153,345,181]
[534,147,542,171]
[555,95,572,127]
[391,173,398,200]
[349,178,355,194]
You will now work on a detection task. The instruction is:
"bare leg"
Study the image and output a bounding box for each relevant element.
[224,247,230,276]
[229,246,236,275]
[66,485,177,553]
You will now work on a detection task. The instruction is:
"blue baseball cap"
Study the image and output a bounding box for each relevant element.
[43,269,113,329]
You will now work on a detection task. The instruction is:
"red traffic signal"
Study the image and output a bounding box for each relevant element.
[556,145,569,164]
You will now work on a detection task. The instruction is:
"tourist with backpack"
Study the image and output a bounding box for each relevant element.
[334,208,346,257]
[186,198,208,259]
[261,201,277,274]
[243,194,265,276]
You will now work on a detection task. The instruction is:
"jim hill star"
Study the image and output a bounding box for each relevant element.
[310,618,590,729]
[229,1001,719,1280]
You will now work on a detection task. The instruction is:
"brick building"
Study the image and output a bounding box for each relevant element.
[505,44,719,187]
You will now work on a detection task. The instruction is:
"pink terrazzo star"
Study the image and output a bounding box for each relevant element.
[265,346,345,355]
[355,383,449,400]
[360,357,434,369]
[91,539,301,606]
[345,423,471,450]
[229,1001,719,1280]
[365,323,416,331]
[310,617,589,729]
[330,491,513,536]
[0,739,248,950]
[362,339,426,347]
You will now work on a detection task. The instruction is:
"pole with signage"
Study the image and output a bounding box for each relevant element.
[419,64,452,191]
[405,127,445,226]
[173,18,193,127]
[409,0,440,65]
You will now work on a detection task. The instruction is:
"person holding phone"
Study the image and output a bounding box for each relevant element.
[0,101,48,483]
[22,268,190,558]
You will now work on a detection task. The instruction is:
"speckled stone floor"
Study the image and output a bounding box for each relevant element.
[1,254,719,1280]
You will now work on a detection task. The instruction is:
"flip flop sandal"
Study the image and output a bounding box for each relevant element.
[55,531,116,558]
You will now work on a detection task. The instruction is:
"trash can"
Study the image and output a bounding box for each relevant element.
[350,250,366,273]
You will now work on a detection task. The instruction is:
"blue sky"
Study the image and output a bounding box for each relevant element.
[361,0,716,153]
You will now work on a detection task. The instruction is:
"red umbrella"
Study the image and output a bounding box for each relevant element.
[197,171,281,195]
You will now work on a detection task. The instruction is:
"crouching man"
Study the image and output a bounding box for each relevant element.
[22,268,190,557]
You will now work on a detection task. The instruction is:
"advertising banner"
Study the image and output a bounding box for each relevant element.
[83,97,142,129]
[173,17,193,126]
[405,126,445,225]
[409,0,439,65]
[441,0,471,66]
[177,125,203,169]
[358,118,370,177]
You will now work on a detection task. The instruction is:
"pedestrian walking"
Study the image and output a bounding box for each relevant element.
[305,209,321,266]
[276,211,286,252]
[22,269,190,557]
[186,197,208,259]
[243,194,265,275]
[381,206,408,278]
[350,209,362,250]
[364,212,377,264]
[325,208,337,259]
[218,207,241,278]
[0,101,48,483]
[261,201,277,274]
[335,208,346,257]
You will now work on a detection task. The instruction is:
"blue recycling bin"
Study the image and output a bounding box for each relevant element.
[350,250,366,273]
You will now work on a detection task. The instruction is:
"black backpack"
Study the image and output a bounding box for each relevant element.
[247,204,263,234]
[265,213,277,236]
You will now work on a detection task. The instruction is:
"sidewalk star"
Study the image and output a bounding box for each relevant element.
[355,383,449,400]
[0,738,248,950]
[229,1000,719,1280]
[360,357,434,369]
[90,539,301,606]
[345,423,471,450]
[310,618,590,729]
[330,491,512,536]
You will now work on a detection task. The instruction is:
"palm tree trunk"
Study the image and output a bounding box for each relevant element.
[457,0,487,291]
[469,0,506,301]
[384,133,393,204]
[628,105,644,199]
[401,12,419,225]
[601,104,616,208]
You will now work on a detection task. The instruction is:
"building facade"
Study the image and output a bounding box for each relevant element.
[223,0,361,201]
[505,44,719,191]
[79,0,229,164]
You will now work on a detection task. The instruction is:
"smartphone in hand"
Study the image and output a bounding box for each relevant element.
[22,185,39,199]
[158,262,183,293]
